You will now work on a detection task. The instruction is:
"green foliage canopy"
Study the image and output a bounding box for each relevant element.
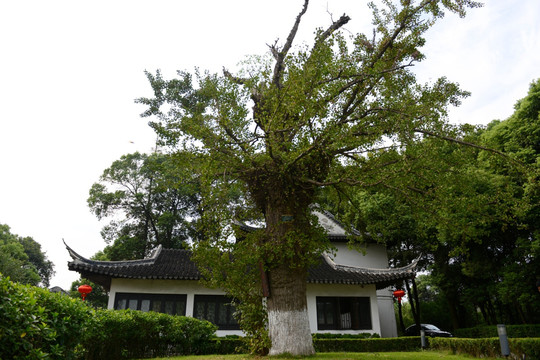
[88,151,200,260]
[0,224,54,287]
[136,0,482,354]
[137,0,481,265]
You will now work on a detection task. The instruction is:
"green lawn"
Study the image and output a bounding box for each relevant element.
[150,351,497,360]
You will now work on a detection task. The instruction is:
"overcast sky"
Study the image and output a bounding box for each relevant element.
[1,0,539,290]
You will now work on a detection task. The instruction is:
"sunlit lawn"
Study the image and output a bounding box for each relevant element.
[149,351,497,360]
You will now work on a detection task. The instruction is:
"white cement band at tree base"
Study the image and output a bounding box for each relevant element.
[268,308,315,356]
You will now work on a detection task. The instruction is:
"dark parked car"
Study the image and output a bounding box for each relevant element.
[404,324,453,337]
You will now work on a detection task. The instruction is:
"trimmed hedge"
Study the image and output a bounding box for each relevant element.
[454,324,540,338]
[81,309,217,359]
[430,337,540,359]
[312,332,380,339]
[314,337,421,352]
[1,275,220,360]
[211,338,247,354]
[0,275,92,360]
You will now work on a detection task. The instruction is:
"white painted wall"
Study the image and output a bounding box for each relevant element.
[328,242,388,268]
[306,283,381,336]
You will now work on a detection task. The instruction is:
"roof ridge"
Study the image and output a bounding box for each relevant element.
[314,209,362,237]
[322,252,419,274]
[63,240,160,266]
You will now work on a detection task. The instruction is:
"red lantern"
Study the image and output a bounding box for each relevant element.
[78,284,92,301]
[393,289,405,303]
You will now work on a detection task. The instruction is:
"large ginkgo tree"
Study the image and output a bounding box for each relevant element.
[137,0,481,355]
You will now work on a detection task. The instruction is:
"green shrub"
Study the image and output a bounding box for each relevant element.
[430,337,540,359]
[313,337,421,352]
[312,333,380,339]
[81,309,217,359]
[0,274,92,360]
[210,338,247,354]
[454,324,540,338]
[0,275,220,360]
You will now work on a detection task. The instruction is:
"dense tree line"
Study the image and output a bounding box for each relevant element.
[321,79,540,329]
[0,224,54,287]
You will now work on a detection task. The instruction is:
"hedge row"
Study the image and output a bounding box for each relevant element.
[430,337,540,359]
[454,324,540,338]
[313,337,421,352]
[82,309,217,359]
[0,275,218,360]
[312,332,380,339]
[0,275,91,359]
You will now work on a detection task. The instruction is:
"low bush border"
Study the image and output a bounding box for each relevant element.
[454,324,540,338]
[430,337,540,359]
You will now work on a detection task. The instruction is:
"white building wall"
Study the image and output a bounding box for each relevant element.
[329,243,388,268]
[306,283,381,336]
[325,243,399,338]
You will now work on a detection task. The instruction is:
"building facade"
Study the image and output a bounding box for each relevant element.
[66,211,416,337]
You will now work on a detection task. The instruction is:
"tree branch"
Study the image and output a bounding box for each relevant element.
[223,68,248,85]
[272,0,309,88]
[413,128,523,165]
[314,14,351,48]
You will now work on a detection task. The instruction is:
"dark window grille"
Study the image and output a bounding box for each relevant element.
[114,293,187,316]
[193,295,239,330]
[316,296,372,330]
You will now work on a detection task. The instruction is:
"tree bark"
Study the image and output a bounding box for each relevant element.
[266,263,315,355]
[257,187,316,355]
[405,279,421,334]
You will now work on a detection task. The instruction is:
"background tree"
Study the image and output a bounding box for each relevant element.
[137,0,481,355]
[322,79,540,330]
[88,151,200,260]
[478,78,540,324]
[0,224,54,287]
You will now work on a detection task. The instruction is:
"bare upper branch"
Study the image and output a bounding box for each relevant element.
[272,0,309,88]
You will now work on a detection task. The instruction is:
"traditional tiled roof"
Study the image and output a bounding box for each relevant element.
[308,254,417,289]
[235,210,367,242]
[66,243,200,290]
[66,242,416,291]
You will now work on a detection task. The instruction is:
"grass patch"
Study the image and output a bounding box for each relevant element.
[148,351,498,359]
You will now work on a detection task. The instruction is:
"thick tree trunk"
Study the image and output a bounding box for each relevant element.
[245,163,321,355]
[266,263,315,355]
[257,191,316,356]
